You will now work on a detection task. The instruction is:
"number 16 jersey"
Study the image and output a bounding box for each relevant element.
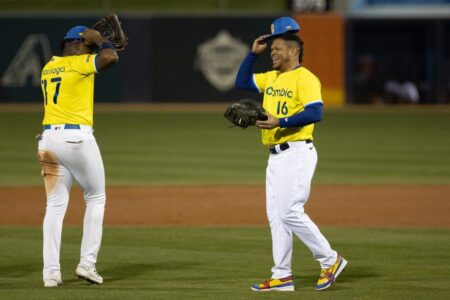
[253,67,323,147]
[41,54,98,126]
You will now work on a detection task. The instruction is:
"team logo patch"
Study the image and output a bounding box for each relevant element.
[195,31,248,92]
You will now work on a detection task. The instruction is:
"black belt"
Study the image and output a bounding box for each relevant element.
[43,124,81,130]
[269,140,312,155]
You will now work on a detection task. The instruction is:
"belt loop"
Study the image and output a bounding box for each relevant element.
[275,144,281,154]
[269,143,290,155]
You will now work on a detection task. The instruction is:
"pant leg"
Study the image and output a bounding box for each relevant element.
[38,146,73,279]
[266,162,293,279]
[61,133,106,266]
[271,143,337,269]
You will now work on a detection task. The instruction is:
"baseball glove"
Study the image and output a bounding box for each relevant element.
[92,13,128,51]
[224,99,267,128]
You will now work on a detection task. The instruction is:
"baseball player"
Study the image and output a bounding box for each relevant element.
[235,17,347,291]
[37,25,118,287]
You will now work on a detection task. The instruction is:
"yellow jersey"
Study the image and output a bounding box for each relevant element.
[254,67,323,146]
[41,54,98,126]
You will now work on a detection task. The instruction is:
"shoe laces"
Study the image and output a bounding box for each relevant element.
[262,279,272,288]
[320,268,333,281]
[262,276,291,287]
[91,266,99,276]
[81,263,99,275]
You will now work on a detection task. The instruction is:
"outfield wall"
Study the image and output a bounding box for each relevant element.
[3,14,449,105]
[0,14,345,105]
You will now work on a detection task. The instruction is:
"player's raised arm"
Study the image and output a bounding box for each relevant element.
[235,34,270,93]
[80,29,118,71]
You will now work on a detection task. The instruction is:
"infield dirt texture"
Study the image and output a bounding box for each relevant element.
[0,104,449,299]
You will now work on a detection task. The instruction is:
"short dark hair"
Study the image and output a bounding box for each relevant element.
[275,33,304,64]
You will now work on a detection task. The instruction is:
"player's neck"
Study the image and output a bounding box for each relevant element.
[279,61,301,73]
[63,45,90,57]
[63,48,78,57]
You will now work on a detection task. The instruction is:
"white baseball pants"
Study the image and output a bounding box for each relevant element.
[37,125,105,280]
[266,141,337,279]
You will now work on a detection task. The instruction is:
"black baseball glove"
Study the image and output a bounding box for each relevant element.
[224,99,268,128]
[92,13,128,51]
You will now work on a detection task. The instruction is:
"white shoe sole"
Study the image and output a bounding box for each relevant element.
[75,270,102,285]
[334,258,348,281]
[251,285,295,292]
[44,279,62,287]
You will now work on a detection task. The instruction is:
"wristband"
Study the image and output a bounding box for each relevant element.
[98,42,114,51]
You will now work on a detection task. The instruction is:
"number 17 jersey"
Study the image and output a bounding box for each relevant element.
[254,66,323,147]
[41,54,98,126]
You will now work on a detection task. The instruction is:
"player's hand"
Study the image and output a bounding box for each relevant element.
[252,35,271,54]
[79,29,104,46]
[256,112,280,129]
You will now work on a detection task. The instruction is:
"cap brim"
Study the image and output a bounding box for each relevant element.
[261,34,278,42]
[262,29,300,42]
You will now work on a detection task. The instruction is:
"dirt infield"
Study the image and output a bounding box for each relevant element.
[1,185,449,227]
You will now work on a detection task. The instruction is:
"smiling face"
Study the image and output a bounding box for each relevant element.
[270,37,300,73]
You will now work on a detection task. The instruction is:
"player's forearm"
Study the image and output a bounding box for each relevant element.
[279,103,323,128]
[235,52,259,92]
[95,43,118,72]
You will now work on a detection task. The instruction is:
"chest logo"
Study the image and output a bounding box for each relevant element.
[265,87,293,98]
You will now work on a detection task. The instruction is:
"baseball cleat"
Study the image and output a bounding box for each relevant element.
[251,275,295,292]
[75,263,103,284]
[315,255,347,291]
[43,273,63,287]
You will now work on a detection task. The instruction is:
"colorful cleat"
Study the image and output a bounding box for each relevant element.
[251,275,295,292]
[316,255,347,291]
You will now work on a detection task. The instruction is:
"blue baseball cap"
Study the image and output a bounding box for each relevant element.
[64,25,88,40]
[268,17,300,39]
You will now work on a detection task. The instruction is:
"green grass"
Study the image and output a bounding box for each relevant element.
[0,226,449,299]
[0,108,450,186]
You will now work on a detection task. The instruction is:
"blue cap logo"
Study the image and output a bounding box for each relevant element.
[64,25,88,40]
[270,17,300,37]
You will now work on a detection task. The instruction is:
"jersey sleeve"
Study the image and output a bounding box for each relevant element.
[73,54,98,75]
[253,72,269,94]
[298,73,323,107]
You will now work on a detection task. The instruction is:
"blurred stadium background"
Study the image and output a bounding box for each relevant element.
[1,0,450,105]
[1,1,450,299]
